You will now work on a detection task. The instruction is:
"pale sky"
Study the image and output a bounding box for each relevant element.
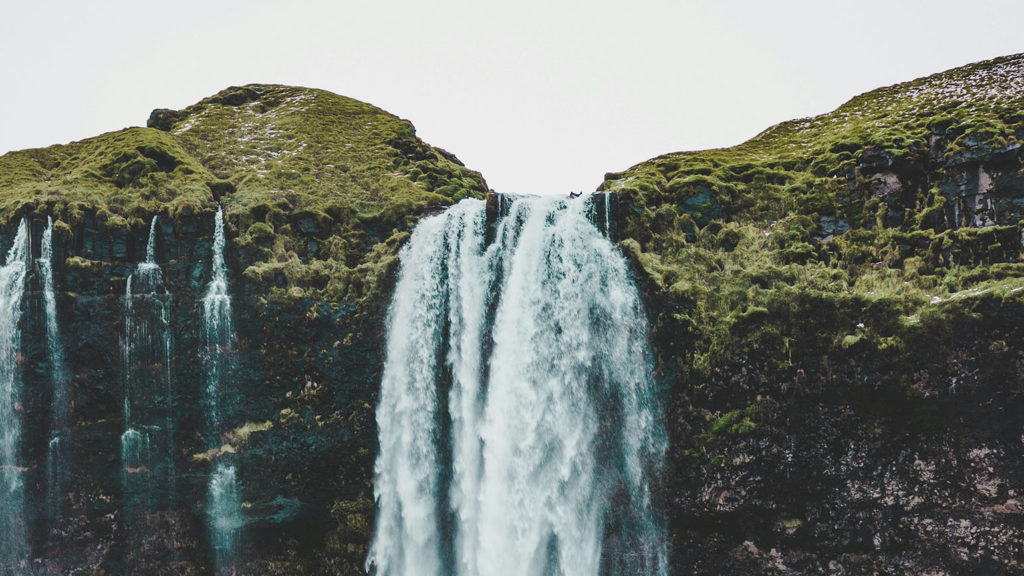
[1,1,1022,195]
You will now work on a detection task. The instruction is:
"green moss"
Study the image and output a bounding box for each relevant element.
[225,420,274,446]
[0,127,215,224]
[65,256,99,269]
[247,221,274,240]
[778,518,804,533]
[279,408,299,427]
[103,214,130,231]
[601,55,1024,376]
[710,404,761,436]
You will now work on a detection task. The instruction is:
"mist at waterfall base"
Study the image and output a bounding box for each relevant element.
[368,196,667,576]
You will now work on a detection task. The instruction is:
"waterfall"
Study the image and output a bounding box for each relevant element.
[368,197,667,576]
[121,216,173,502]
[146,214,158,264]
[208,464,241,569]
[604,192,612,237]
[42,217,71,528]
[202,206,241,571]
[0,220,29,575]
[204,207,232,433]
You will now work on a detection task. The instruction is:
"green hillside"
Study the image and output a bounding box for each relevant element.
[602,53,1024,371]
[0,84,489,303]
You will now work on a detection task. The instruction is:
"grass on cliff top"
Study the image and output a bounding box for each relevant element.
[602,53,1024,372]
[170,84,486,216]
[0,128,215,227]
[0,83,490,305]
[602,53,1024,224]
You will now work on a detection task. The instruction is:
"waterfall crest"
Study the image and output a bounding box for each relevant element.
[0,220,30,575]
[368,196,666,576]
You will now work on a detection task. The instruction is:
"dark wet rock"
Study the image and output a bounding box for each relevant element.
[146,108,179,131]
[858,147,894,173]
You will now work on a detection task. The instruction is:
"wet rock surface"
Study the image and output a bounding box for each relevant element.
[0,211,384,575]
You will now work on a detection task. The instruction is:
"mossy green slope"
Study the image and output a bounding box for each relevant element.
[604,52,1024,574]
[0,83,489,303]
[603,53,1024,371]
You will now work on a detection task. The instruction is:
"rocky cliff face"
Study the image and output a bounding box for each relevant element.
[0,84,487,575]
[601,53,1024,574]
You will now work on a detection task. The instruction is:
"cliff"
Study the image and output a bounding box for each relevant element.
[0,84,486,574]
[0,52,1022,575]
[601,53,1024,573]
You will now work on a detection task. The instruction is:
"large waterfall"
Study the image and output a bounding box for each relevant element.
[0,220,29,575]
[202,206,242,572]
[368,196,667,576]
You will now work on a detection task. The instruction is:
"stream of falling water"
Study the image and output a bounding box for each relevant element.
[202,206,242,572]
[121,216,173,506]
[605,192,612,236]
[0,220,30,575]
[42,217,70,531]
[368,196,666,576]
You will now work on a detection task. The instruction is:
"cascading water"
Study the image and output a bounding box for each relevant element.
[604,192,612,237]
[208,465,241,568]
[203,208,232,430]
[121,216,173,504]
[41,217,71,529]
[368,196,667,576]
[0,220,30,575]
[145,213,158,264]
[202,206,242,571]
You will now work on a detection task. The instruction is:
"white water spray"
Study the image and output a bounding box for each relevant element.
[368,197,666,576]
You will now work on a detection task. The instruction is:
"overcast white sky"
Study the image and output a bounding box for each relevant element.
[1,1,1022,194]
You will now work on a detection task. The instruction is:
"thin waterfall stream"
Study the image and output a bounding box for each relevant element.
[0,220,30,576]
[203,206,242,572]
[121,216,174,510]
[42,217,70,532]
[368,196,666,576]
